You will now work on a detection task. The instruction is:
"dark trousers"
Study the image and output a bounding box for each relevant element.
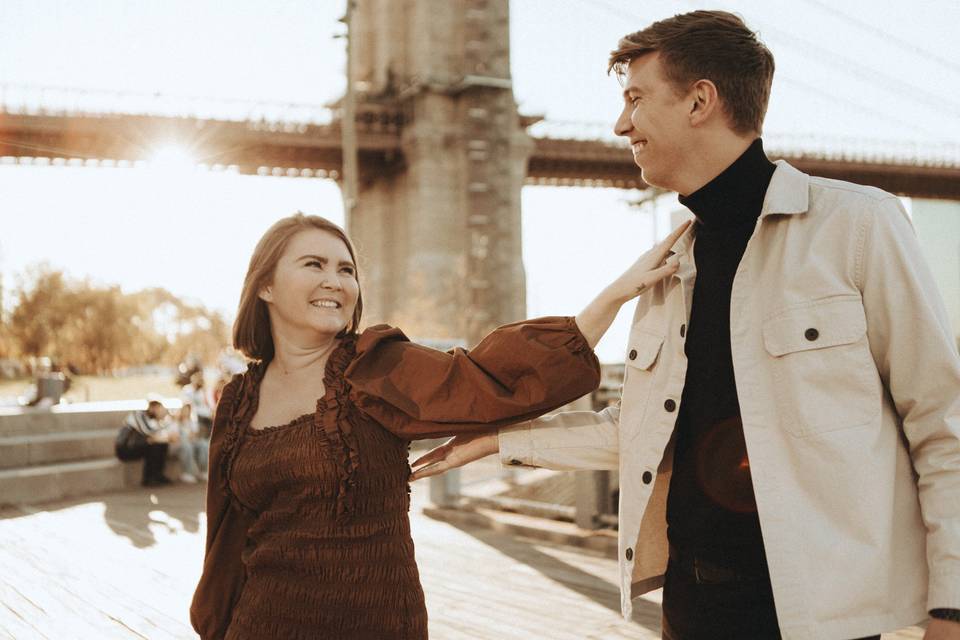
[661,559,880,640]
[138,443,169,483]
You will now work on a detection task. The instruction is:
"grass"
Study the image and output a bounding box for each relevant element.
[0,374,181,403]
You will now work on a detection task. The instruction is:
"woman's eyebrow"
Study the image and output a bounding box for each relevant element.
[298,255,355,268]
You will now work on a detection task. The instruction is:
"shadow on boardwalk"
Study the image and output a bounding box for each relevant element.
[0,482,926,640]
[444,519,662,635]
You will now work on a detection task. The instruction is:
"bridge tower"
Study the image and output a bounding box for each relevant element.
[345,0,531,346]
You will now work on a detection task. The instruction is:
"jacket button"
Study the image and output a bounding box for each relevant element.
[642,471,653,484]
[664,399,676,412]
[680,324,686,338]
[628,349,638,360]
[625,547,634,561]
[805,328,819,341]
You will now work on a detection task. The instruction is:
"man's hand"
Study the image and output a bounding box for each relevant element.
[410,432,499,480]
[925,618,960,640]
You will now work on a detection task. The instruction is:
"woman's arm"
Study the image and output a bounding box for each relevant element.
[575,219,689,347]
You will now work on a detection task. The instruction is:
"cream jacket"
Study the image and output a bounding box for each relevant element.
[499,161,960,640]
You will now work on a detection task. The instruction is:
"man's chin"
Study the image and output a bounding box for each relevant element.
[639,166,665,190]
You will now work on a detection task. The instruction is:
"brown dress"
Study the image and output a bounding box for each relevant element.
[190,317,600,640]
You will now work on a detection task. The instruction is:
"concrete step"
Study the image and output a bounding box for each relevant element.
[0,457,186,507]
[0,399,179,436]
[0,429,117,469]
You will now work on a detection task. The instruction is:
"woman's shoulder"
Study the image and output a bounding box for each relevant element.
[354,324,410,354]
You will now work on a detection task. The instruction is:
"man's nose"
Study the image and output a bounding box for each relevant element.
[614,106,633,137]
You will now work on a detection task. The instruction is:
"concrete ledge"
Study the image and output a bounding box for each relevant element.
[422,504,618,556]
[0,456,185,507]
[0,429,117,469]
[0,399,180,436]
[0,458,128,506]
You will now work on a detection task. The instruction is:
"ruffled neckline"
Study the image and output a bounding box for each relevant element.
[220,334,361,522]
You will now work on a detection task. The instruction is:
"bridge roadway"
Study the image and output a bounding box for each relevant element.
[0,480,927,639]
[2,107,959,200]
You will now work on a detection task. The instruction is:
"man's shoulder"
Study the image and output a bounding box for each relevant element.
[806,175,899,211]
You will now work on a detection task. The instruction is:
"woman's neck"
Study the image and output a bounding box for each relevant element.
[269,331,340,376]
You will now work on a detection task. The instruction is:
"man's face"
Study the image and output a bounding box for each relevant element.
[614,53,695,191]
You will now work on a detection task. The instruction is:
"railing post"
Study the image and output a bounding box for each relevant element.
[574,470,610,530]
[428,469,461,508]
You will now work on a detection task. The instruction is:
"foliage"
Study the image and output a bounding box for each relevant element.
[5,264,229,374]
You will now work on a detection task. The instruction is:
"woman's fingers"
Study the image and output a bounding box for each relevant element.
[411,460,450,481]
[653,219,692,261]
[410,440,452,469]
[645,262,680,287]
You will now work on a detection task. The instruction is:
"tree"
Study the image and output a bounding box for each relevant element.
[7,264,231,374]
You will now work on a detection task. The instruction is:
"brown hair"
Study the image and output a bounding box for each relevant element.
[608,10,774,135]
[233,213,363,362]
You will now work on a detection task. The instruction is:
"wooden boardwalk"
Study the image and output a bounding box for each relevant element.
[0,482,925,639]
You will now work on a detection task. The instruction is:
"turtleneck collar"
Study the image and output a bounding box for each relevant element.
[678,138,776,229]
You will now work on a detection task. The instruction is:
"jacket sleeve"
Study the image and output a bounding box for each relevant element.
[190,377,256,640]
[859,196,960,612]
[499,405,621,471]
[344,316,601,440]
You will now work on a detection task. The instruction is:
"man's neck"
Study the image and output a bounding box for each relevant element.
[679,138,776,229]
[675,134,756,197]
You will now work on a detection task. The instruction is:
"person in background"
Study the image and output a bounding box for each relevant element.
[182,371,214,439]
[171,402,209,483]
[117,393,173,487]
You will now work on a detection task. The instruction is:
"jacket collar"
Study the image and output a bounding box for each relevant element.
[760,160,809,218]
[667,160,809,257]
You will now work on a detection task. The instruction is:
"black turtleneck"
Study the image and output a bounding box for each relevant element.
[666,138,776,575]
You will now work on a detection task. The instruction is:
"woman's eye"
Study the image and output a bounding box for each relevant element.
[340,267,356,276]
[306,261,323,268]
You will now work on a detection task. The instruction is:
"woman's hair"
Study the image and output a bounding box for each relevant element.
[233,213,363,362]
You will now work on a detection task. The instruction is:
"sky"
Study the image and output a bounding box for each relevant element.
[1,0,958,362]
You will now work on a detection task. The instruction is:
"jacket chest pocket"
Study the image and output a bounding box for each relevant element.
[762,296,881,438]
[620,330,665,442]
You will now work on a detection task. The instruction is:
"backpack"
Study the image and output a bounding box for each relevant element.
[115,424,148,460]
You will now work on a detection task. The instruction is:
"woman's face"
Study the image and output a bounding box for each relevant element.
[259,229,359,341]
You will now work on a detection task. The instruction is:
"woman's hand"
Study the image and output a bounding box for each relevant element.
[575,219,692,348]
[605,219,691,304]
[410,432,499,480]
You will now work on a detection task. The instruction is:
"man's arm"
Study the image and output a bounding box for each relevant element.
[411,405,620,479]
[410,221,690,479]
[859,196,960,619]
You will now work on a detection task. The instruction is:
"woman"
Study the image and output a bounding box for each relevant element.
[190,213,687,639]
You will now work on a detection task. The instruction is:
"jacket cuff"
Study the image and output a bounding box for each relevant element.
[928,570,960,612]
[499,420,537,468]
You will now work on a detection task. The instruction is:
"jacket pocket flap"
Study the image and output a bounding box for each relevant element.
[763,296,867,357]
[626,331,665,370]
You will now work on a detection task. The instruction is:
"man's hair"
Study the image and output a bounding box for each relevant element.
[608,10,775,135]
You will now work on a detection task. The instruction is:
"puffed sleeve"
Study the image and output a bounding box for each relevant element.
[344,316,601,439]
[190,377,256,640]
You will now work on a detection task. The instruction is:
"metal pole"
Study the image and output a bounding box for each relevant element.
[340,0,359,232]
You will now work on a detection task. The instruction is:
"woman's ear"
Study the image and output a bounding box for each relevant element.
[258,286,273,303]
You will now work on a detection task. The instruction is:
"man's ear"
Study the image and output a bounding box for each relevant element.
[688,79,720,126]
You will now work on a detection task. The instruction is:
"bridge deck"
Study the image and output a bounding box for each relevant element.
[0,482,925,639]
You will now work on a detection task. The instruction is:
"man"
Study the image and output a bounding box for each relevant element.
[412,10,960,640]
[115,392,173,487]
